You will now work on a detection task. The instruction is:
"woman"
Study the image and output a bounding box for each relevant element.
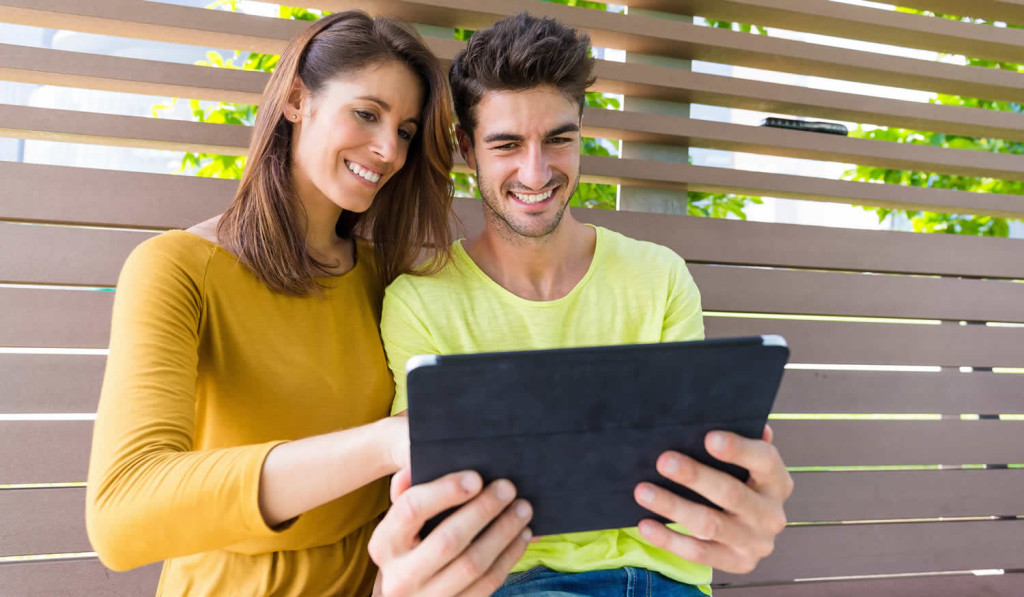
[86,11,454,595]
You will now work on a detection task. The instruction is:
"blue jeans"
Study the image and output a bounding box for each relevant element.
[491,567,708,597]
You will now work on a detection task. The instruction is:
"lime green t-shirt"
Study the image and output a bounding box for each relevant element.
[381,225,710,593]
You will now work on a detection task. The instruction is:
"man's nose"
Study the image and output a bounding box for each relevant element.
[517,146,553,190]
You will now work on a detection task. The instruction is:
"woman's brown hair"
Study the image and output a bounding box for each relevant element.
[218,10,454,295]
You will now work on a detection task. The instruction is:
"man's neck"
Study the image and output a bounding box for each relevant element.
[463,214,597,302]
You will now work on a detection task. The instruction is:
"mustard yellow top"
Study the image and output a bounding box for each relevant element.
[86,230,393,596]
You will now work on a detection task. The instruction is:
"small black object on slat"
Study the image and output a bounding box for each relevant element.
[761,117,849,136]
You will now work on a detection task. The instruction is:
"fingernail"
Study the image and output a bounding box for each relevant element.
[522,528,533,541]
[515,501,532,519]
[461,473,481,493]
[710,432,728,452]
[637,485,655,504]
[496,480,515,502]
[663,455,680,475]
[638,520,654,538]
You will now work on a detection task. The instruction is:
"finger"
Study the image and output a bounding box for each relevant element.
[655,451,766,520]
[638,519,761,575]
[705,432,792,501]
[369,470,483,565]
[422,499,533,597]
[634,481,746,547]
[390,467,412,503]
[453,522,532,597]
[401,479,519,586]
[762,423,774,444]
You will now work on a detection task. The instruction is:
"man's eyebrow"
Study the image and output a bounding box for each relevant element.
[482,123,581,145]
[547,123,581,137]
[483,132,524,144]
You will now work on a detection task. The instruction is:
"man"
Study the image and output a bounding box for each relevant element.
[371,12,793,596]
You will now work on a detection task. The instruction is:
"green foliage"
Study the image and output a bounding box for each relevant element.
[841,9,1024,236]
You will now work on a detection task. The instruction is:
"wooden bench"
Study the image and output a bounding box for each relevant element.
[2,0,1024,594]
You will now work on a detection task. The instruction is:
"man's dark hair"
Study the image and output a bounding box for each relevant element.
[450,12,596,141]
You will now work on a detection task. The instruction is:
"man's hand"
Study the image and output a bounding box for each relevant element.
[369,468,533,597]
[632,424,793,574]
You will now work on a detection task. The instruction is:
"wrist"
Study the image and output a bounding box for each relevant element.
[373,416,409,476]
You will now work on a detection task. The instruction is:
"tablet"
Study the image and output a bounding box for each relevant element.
[407,335,789,537]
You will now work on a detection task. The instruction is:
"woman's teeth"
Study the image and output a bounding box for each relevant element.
[347,161,381,183]
[512,189,554,204]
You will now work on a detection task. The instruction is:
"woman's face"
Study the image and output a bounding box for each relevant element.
[289,60,425,215]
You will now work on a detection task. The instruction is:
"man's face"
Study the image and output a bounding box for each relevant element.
[459,85,582,242]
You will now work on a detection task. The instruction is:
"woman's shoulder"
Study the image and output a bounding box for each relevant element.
[123,228,220,287]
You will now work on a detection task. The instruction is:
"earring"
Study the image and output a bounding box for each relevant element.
[291,114,298,120]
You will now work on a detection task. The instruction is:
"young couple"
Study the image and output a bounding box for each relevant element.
[86,10,792,597]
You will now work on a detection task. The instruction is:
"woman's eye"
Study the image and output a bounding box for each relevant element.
[398,128,415,141]
[355,110,377,122]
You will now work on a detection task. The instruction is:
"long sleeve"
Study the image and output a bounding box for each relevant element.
[86,236,286,571]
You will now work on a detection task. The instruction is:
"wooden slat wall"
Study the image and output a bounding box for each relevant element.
[3,1,1023,595]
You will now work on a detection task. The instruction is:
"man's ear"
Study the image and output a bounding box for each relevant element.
[283,76,308,123]
[455,124,477,170]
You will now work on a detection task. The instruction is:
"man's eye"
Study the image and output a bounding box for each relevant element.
[550,137,572,144]
[492,143,517,151]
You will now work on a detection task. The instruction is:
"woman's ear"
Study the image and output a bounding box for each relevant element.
[283,76,308,123]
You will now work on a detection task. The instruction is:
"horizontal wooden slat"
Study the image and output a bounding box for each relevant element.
[586,108,1024,185]
[715,519,1024,584]
[787,469,1024,522]
[691,264,1024,323]
[594,59,1024,144]
[0,287,113,348]
[0,104,249,155]
[3,418,1019,484]
[0,43,265,105]
[775,369,1024,414]
[12,41,1024,147]
[715,571,1024,596]
[483,200,1024,279]
[0,162,234,230]
[897,0,1024,27]
[0,0,465,57]
[8,0,1024,103]
[772,420,1023,467]
[0,223,155,287]
[0,354,106,414]
[0,488,90,556]
[705,317,1024,368]
[0,422,93,484]
[0,559,161,597]
[620,0,1024,65]
[15,109,1024,220]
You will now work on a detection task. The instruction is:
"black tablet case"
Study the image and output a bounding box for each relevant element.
[408,336,789,537]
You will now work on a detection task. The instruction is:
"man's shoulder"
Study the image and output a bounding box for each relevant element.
[385,242,475,302]
[597,226,687,270]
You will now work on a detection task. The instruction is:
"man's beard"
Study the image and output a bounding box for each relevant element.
[476,168,580,243]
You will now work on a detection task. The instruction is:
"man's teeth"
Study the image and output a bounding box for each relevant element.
[347,161,381,183]
[512,189,554,204]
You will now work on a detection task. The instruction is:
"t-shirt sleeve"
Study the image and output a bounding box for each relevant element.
[661,255,705,343]
[86,235,288,572]
[380,281,441,415]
